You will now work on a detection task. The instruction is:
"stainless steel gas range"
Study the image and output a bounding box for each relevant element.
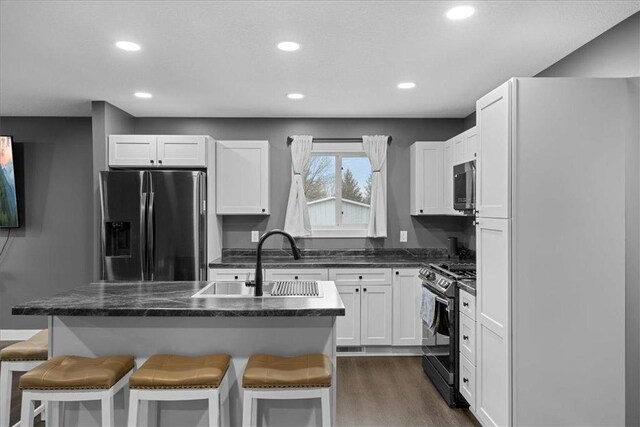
[419,262,476,407]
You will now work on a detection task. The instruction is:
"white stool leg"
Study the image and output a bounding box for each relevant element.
[101,392,114,427]
[321,388,331,427]
[208,390,220,427]
[20,392,35,427]
[48,401,62,427]
[241,390,253,427]
[0,363,11,427]
[127,390,139,427]
[139,399,149,427]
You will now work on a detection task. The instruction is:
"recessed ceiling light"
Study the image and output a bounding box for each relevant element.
[115,41,141,51]
[287,93,304,100]
[134,92,152,99]
[446,5,475,20]
[397,82,416,89]
[277,41,301,52]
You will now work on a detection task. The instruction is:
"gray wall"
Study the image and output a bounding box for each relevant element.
[0,117,93,329]
[537,12,640,78]
[133,118,473,250]
[91,102,135,279]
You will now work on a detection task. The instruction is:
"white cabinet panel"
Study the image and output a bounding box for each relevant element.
[463,127,478,162]
[108,135,157,167]
[392,269,422,346]
[459,313,476,364]
[460,354,477,410]
[157,135,207,167]
[443,140,455,214]
[410,142,444,215]
[452,135,465,166]
[476,217,510,427]
[209,268,255,282]
[361,285,392,345]
[336,285,361,346]
[459,289,476,321]
[265,269,328,281]
[216,140,270,215]
[329,268,392,286]
[477,82,511,219]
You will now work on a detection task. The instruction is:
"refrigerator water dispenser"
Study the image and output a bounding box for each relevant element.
[105,222,131,257]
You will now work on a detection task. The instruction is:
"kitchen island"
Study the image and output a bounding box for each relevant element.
[13,281,345,427]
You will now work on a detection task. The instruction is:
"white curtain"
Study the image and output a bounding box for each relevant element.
[363,135,388,238]
[284,135,313,237]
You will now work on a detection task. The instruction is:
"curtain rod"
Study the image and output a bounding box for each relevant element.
[286,136,392,146]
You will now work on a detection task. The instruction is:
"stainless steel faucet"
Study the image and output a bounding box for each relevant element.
[246,229,302,296]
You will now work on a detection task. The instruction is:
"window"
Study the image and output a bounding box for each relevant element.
[301,142,383,238]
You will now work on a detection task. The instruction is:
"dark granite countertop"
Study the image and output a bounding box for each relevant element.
[209,248,471,269]
[12,281,345,317]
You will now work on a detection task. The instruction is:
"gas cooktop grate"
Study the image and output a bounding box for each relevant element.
[272,281,319,296]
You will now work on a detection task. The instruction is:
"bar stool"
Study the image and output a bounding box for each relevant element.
[241,353,332,427]
[19,354,135,427]
[127,354,231,427]
[0,330,49,427]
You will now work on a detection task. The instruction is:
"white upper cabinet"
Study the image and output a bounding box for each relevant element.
[452,127,478,166]
[392,269,422,346]
[410,141,444,215]
[216,140,270,215]
[476,82,511,219]
[108,135,157,167]
[443,140,455,215]
[109,135,209,168]
[157,135,207,167]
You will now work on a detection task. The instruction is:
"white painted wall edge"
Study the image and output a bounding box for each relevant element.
[0,330,41,341]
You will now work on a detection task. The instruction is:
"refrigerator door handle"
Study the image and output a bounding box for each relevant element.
[140,191,148,281]
[147,192,155,281]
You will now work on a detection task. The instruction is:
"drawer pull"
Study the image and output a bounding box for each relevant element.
[395,271,399,275]
[295,276,299,280]
[463,378,469,384]
[463,302,469,307]
[359,276,363,279]
[363,288,367,292]
[463,335,469,341]
[234,276,238,280]
[355,288,359,292]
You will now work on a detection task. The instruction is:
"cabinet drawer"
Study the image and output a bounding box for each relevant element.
[265,269,328,281]
[459,289,476,320]
[210,269,254,282]
[459,354,476,410]
[459,313,476,364]
[329,268,392,286]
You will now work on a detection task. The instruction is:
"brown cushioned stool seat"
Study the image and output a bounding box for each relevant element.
[0,330,48,361]
[129,354,231,389]
[243,353,332,388]
[19,355,135,390]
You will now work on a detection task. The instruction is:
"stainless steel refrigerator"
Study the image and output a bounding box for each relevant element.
[99,170,207,281]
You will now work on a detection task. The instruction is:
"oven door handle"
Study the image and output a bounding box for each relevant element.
[422,285,449,305]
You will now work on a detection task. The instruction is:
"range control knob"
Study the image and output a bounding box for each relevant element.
[427,272,436,281]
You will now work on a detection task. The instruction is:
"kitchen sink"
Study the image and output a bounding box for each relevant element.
[191,281,321,298]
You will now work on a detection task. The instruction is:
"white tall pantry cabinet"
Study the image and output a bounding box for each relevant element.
[475,78,628,427]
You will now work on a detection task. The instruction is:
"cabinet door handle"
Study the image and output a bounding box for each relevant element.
[261,208,266,212]
[420,209,424,213]
[359,276,363,280]
[473,221,480,226]
[463,378,469,384]
[234,276,238,280]
[463,302,469,307]
[150,159,154,164]
[463,335,469,340]
[355,288,359,292]
[395,271,399,275]
[294,276,299,280]
[363,288,367,292]
[158,160,163,165]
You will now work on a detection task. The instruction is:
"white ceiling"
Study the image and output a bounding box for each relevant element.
[1,1,638,118]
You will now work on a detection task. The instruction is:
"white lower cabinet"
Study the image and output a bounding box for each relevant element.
[392,269,422,346]
[361,285,393,345]
[336,285,362,346]
[209,268,255,282]
[459,313,476,364]
[459,354,476,410]
[264,269,328,282]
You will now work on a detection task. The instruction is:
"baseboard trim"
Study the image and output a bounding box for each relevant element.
[337,345,423,357]
[0,329,41,341]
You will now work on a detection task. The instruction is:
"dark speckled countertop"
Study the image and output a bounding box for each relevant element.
[12,281,345,317]
[209,248,470,269]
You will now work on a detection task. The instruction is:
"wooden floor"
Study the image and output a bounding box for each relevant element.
[1,341,479,426]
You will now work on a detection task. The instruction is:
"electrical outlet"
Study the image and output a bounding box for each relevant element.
[251,231,260,243]
[400,230,408,242]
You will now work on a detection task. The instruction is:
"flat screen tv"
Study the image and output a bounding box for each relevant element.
[0,136,19,228]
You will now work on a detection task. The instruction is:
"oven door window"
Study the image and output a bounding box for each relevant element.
[422,298,455,384]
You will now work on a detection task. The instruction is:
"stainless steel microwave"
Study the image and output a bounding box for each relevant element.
[453,160,476,213]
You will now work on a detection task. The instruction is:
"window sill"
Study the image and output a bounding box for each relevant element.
[299,229,382,239]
